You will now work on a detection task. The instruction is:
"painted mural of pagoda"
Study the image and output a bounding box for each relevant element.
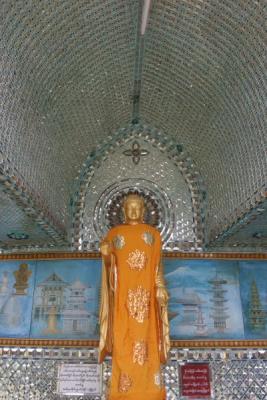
[208,272,229,332]
[175,289,207,334]
[62,280,91,334]
[195,304,207,335]
[248,280,266,331]
[32,272,97,336]
[33,273,69,321]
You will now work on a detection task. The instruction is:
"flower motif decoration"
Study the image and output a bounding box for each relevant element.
[118,373,132,393]
[127,249,146,270]
[127,286,150,323]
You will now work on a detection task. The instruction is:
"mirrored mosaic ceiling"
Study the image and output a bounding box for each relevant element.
[209,199,267,253]
[0,0,266,253]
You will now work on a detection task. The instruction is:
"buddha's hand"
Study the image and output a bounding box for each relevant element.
[100,240,113,256]
[156,287,169,307]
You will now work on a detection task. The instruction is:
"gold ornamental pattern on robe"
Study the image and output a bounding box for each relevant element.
[133,340,148,366]
[118,373,132,393]
[127,286,150,323]
[127,249,146,270]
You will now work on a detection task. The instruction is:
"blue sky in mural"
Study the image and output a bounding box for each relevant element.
[239,261,267,339]
[0,261,36,337]
[30,259,102,339]
[164,259,245,339]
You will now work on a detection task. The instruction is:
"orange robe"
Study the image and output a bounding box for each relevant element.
[99,223,168,400]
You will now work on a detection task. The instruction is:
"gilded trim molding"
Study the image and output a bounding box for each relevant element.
[0,338,98,347]
[0,338,266,349]
[0,251,266,261]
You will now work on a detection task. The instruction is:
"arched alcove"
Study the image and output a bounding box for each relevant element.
[72,124,206,251]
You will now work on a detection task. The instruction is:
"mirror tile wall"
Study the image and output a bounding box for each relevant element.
[0,348,267,399]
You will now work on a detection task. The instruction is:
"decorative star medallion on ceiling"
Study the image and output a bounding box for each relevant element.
[123,141,149,165]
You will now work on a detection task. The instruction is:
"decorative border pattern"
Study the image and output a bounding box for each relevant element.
[0,338,266,349]
[0,338,99,348]
[0,252,265,261]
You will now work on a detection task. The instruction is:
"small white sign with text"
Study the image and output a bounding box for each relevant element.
[57,363,102,396]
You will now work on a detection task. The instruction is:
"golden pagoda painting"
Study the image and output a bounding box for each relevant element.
[240,261,267,338]
[0,262,35,337]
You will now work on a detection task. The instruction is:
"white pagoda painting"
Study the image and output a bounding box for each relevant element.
[33,272,69,322]
[165,259,244,339]
[62,280,95,335]
[30,259,101,339]
[208,272,229,332]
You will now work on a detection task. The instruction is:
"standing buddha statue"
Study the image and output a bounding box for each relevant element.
[99,194,170,400]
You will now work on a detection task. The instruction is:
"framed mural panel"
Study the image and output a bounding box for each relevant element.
[30,259,101,340]
[166,259,245,340]
[0,252,266,348]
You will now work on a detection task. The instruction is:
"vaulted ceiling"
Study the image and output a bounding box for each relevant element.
[0,0,266,253]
